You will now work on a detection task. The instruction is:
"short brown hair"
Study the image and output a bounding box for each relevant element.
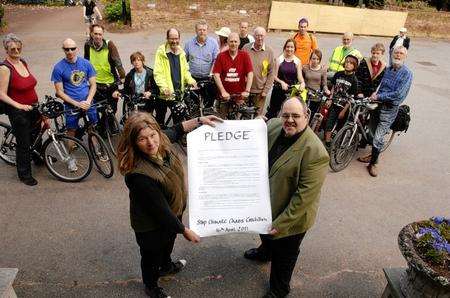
[90,24,104,33]
[130,51,145,64]
[117,112,171,175]
[371,43,385,54]
[283,39,296,52]
[309,49,323,62]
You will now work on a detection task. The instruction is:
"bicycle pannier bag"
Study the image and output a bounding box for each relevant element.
[390,104,410,132]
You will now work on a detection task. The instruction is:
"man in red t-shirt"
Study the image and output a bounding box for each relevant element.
[213,32,253,118]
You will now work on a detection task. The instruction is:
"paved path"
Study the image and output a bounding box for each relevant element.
[1,5,449,298]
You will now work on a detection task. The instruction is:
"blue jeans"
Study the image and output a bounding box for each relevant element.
[372,104,399,151]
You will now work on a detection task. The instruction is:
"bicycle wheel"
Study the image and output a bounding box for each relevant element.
[88,132,114,178]
[0,122,17,165]
[329,124,359,172]
[43,134,92,182]
[105,114,121,157]
[380,130,396,153]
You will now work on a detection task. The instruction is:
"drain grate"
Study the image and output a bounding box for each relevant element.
[416,61,437,66]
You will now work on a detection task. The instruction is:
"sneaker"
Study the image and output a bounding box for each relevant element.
[67,158,78,172]
[159,260,187,276]
[144,286,171,298]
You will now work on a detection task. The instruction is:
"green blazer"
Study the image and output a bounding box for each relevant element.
[268,119,330,239]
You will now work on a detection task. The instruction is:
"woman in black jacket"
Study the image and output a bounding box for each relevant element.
[123,52,166,125]
[118,112,220,298]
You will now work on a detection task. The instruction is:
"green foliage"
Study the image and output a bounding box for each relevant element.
[104,0,131,23]
[425,248,447,264]
[0,4,4,19]
[45,0,66,6]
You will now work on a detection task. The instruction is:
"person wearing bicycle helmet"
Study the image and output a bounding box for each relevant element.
[82,0,102,37]
[324,54,362,148]
[118,112,221,298]
[0,34,40,186]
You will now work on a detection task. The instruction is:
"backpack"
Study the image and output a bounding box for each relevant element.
[390,104,411,132]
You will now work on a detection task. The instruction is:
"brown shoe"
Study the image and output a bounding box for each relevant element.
[358,154,372,163]
[367,164,378,177]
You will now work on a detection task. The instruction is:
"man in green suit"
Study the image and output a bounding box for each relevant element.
[244,97,329,298]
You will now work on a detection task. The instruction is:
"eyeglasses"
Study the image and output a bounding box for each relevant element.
[63,47,77,52]
[281,113,304,120]
[8,47,22,52]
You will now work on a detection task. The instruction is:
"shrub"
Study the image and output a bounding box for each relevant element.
[104,0,131,23]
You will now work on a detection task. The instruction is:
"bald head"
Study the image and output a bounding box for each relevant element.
[62,38,78,61]
[228,32,240,53]
[62,38,77,48]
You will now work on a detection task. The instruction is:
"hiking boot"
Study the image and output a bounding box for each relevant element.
[159,260,186,276]
[357,154,372,163]
[367,164,378,177]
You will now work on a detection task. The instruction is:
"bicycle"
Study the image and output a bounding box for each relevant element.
[329,97,396,172]
[120,93,149,126]
[187,78,219,118]
[65,101,114,178]
[307,89,331,134]
[94,93,122,157]
[224,94,259,120]
[0,96,92,182]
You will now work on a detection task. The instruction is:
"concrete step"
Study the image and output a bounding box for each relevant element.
[0,268,18,298]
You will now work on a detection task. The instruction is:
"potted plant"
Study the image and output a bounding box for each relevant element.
[398,216,450,297]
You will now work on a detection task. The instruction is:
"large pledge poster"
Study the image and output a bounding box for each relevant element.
[187,120,272,237]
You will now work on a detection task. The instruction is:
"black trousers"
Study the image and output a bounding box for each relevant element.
[266,84,288,120]
[94,84,119,133]
[134,229,177,289]
[7,106,41,179]
[259,233,306,297]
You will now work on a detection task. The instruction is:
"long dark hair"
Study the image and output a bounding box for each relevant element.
[117,112,172,175]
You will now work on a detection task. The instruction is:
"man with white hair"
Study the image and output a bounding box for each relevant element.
[243,26,275,116]
[360,46,413,177]
[328,32,362,76]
